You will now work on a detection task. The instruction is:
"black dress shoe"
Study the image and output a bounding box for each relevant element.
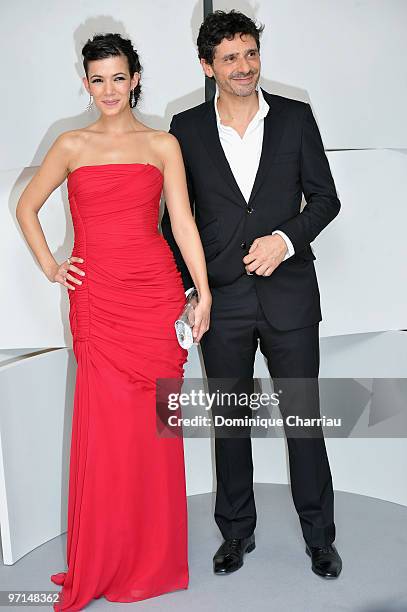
[213,534,256,574]
[305,543,342,578]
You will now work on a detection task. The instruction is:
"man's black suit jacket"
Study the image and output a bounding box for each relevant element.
[161,88,341,331]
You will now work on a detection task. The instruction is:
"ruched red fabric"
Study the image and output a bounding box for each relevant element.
[50,163,189,610]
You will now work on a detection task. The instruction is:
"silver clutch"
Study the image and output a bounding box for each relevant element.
[175,288,198,349]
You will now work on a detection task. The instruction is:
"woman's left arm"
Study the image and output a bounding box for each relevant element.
[157,132,211,343]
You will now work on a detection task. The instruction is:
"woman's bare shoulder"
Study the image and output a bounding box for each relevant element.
[149,130,179,155]
[54,128,93,156]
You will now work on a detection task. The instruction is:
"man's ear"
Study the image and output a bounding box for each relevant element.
[200,58,214,79]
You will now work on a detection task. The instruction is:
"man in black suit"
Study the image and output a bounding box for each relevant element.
[161,9,342,578]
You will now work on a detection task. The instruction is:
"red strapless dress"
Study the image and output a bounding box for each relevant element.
[50,163,189,610]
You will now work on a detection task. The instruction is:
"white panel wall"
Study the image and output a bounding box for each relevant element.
[5,3,407,347]
[254,331,407,507]
[0,0,205,170]
[2,334,403,564]
[215,0,407,148]
[1,0,205,349]
[318,150,407,337]
[0,350,74,564]
[1,1,406,568]
[0,0,206,564]
[212,0,407,337]
[5,149,406,345]
[185,332,407,506]
[1,168,73,348]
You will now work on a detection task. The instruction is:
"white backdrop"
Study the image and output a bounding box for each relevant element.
[0,0,205,170]
[1,0,406,565]
[215,0,407,148]
[2,1,407,345]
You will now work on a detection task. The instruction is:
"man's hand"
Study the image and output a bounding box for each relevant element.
[243,234,288,276]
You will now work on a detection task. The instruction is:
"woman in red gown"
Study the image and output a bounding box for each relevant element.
[16,33,211,610]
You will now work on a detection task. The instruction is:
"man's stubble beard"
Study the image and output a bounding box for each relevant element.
[217,72,260,98]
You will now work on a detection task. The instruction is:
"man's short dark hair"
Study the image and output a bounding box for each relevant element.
[197,9,265,64]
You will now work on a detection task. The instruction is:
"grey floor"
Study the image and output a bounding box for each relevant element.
[1,484,407,612]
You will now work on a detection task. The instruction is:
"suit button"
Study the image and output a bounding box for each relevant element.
[240,241,246,249]
[246,206,253,214]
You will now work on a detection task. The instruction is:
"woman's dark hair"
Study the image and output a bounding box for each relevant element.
[197,10,265,65]
[82,33,142,108]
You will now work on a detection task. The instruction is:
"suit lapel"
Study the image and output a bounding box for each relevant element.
[247,89,286,205]
[197,99,247,207]
[196,88,286,208]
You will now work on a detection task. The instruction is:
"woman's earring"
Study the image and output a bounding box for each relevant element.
[86,93,93,111]
[130,88,135,108]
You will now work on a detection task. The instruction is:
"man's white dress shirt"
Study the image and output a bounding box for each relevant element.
[214,83,294,260]
[185,84,295,297]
